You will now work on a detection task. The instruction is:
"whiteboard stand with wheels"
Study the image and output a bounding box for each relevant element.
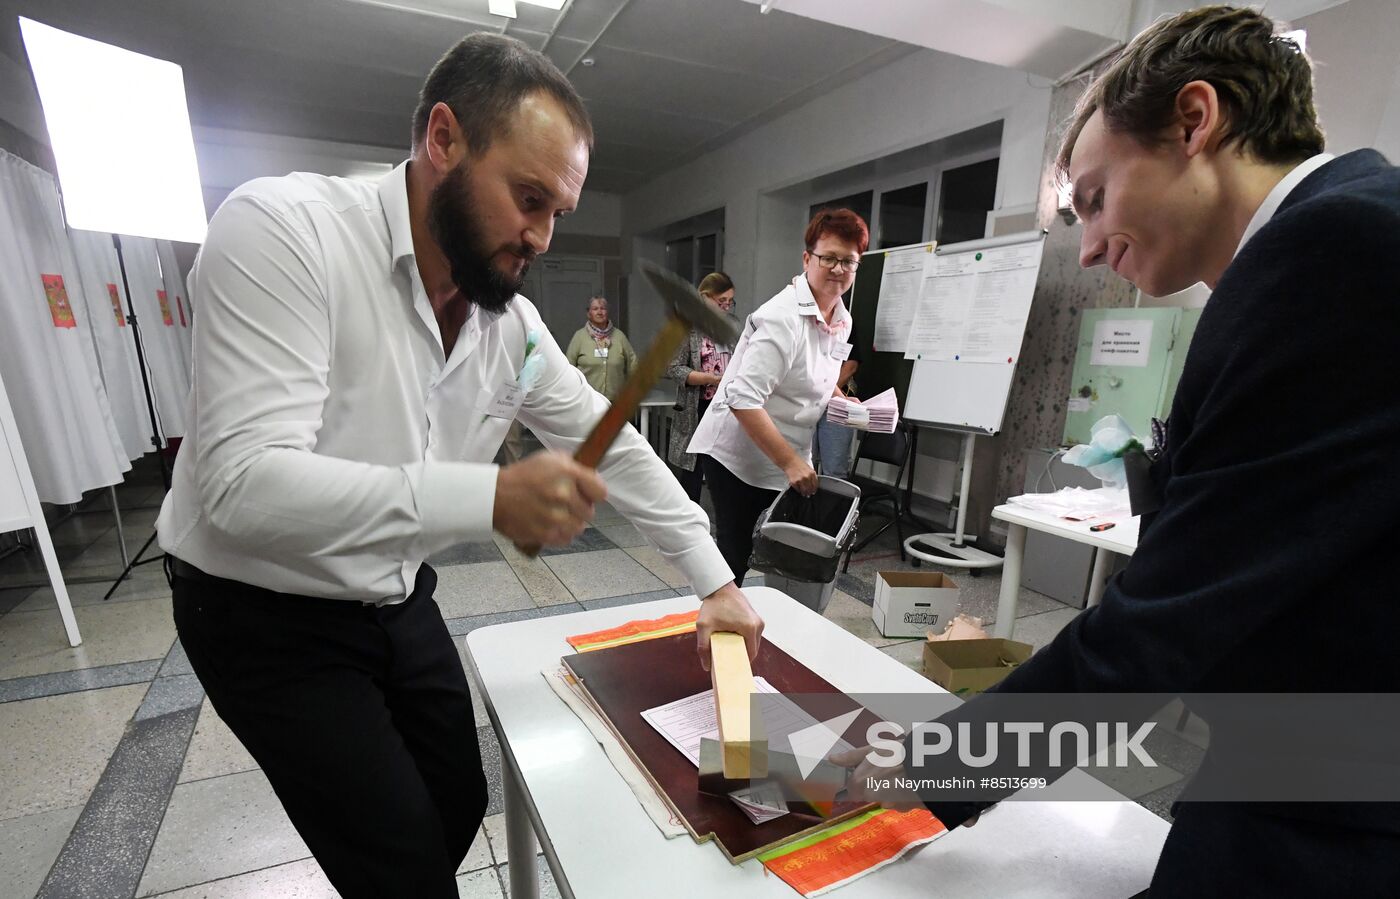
[903,424,1005,570]
[894,230,1048,572]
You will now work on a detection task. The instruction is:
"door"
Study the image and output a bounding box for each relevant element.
[535,256,604,349]
[1063,308,1181,445]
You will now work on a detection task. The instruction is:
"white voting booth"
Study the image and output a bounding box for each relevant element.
[0,369,81,646]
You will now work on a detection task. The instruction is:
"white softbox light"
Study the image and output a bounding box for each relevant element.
[19,16,207,243]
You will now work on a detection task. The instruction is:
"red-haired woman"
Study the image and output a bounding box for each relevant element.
[687,208,868,583]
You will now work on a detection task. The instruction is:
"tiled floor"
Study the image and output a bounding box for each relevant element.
[0,455,1201,898]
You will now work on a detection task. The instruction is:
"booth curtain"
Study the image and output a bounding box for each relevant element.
[0,148,195,504]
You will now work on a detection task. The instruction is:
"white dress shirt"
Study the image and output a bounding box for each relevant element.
[1234,153,1334,258]
[157,162,730,603]
[686,274,850,491]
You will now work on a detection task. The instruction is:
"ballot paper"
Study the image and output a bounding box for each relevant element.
[827,388,899,433]
[543,667,688,838]
[1005,486,1130,521]
[641,678,856,825]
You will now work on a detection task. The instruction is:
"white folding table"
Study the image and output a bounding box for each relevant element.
[991,504,1140,638]
[637,387,675,454]
[464,587,1168,898]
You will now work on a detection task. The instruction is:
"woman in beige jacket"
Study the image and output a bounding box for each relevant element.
[565,296,636,402]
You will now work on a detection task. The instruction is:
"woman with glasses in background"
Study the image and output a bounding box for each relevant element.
[667,271,738,502]
[688,209,868,583]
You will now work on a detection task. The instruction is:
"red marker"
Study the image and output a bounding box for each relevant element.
[1089,522,1116,532]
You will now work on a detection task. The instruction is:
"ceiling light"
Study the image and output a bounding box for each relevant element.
[520,0,568,9]
[488,0,515,17]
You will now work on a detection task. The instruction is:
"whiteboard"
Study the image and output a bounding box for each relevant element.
[902,231,1046,434]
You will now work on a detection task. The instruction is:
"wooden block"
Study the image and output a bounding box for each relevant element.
[710,632,766,778]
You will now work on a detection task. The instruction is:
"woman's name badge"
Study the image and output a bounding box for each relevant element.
[831,342,852,361]
[594,347,609,358]
[483,381,524,419]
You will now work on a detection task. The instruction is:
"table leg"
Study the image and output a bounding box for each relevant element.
[1086,548,1115,608]
[640,407,652,450]
[993,523,1026,639]
[503,751,539,899]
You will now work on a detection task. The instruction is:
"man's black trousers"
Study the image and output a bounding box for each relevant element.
[171,561,487,898]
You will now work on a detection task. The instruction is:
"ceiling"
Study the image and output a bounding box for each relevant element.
[1,0,922,195]
[741,0,1133,80]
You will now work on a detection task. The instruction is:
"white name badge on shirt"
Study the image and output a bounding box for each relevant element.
[482,381,524,419]
[831,342,852,361]
[594,347,609,358]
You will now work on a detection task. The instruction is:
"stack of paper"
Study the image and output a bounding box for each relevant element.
[827,388,899,433]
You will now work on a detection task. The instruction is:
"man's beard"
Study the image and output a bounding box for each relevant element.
[427,163,534,313]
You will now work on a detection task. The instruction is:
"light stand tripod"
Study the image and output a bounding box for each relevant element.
[103,233,171,600]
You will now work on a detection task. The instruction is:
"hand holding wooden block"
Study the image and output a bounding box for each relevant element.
[710,632,767,779]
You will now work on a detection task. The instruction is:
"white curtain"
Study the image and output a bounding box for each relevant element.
[155,240,194,374]
[0,149,131,504]
[115,235,188,439]
[67,229,152,461]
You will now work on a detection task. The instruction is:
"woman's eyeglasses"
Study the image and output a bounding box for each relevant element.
[812,254,860,272]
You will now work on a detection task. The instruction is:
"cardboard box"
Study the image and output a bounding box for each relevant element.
[921,638,1034,695]
[871,571,960,639]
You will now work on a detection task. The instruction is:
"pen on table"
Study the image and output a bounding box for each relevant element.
[1089,522,1116,532]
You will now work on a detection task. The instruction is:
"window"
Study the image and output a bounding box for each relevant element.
[877,182,928,249]
[936,158,999,245]
[665,236,694,284]
[661,207,725,287]
[808,191,873,232]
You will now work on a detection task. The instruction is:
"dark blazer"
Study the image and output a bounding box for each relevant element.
[916,151,1400,894]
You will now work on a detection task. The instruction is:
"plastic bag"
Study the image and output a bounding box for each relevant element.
[748,486,857,584]
[1062,414,1144,489]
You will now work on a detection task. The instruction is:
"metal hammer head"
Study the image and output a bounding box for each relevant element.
[640,261,741,347]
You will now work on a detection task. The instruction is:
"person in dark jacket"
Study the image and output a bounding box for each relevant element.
[840,6,1400,895]
[666,272,737,501]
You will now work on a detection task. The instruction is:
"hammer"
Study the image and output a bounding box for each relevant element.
[518,261,741,556]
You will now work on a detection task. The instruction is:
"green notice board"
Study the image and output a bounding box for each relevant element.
[1063,307,1182,445]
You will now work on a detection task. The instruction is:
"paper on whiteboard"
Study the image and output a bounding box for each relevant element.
[1089,319,1154,367]
[906,254,975,361]
[871,245,932,354]
[905,240,1044,363]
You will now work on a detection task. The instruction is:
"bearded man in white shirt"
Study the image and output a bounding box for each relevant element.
[157,33,762,897]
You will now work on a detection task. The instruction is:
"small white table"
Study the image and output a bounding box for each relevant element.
[991,504,1140,639]
[637,387,675,454]
[465,587,1167,899]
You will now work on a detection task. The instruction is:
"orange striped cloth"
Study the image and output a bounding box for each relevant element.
[565,610,698,653]
[759,808,946,895]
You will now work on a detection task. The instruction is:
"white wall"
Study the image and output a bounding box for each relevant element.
[620,47,1053,346]
[1299,0,1400,161]
[557,190,622,237]
[0,48,45,143]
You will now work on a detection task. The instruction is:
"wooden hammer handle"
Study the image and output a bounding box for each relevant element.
[516,316,692,557]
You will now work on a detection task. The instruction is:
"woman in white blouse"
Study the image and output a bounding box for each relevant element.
[687,208,868,583]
